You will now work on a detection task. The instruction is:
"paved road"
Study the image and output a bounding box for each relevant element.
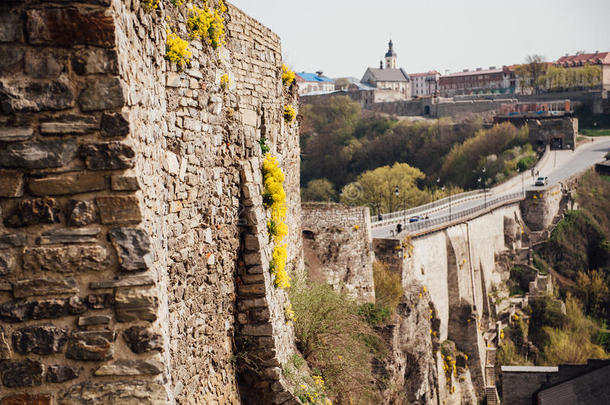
[372,137,610,239]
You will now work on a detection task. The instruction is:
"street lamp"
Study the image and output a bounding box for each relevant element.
[478,167,487,208]
[438,178,452,221]
[394,185,404,234]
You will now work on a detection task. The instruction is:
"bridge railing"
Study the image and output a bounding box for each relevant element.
[371,189,486,229]
[394,191,525,237]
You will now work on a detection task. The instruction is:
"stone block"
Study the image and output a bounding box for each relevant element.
[68,200,98,226]
[29,172,105,195]
[79,77,124,111]
[58,381,165,405]
[0,251,17,276]
[0,46,24,72]
[0,296,85,323]
[36,226,101,244]
[0,231,26,249]
[0,139,76,169]
[65,330,115,361]
[96,196,142,224]
[0,327,11,359]
[0,78,75,113]
[80,142,135,170]
[0,170,24,197]
[166,72,182,87]
[108,227,152,272]
[13,277,78,298]
[47,365,79,383]
[1,394,51,405]
[85,293,115,309]
[12,324,68,355]
[26,8,114,47]
[110,175,139,191]
[100,111,129,138]
[25,48,65,78]
[0,359,44,387]
[238,283,265,297]
[122,326,162,353]
[241,109,258,127]
[115,287,158,322]
[77,315,111,327]
[0,12,23,43]
[72,48,118,75]
[89,274,154,289]
[40,115,98,135]
[241,324,273,337]
[93,359,163,376]
[23,244,109,273]
[0,127,33,142]
[4,198,61,228]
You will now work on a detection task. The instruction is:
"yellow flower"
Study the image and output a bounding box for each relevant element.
[353,224,360,230]
[165,32,192,69]
[142,0,159,10]
[284,105,296,122]
[187,1,226,49]
[281,64,295,86]
[220,73,230,89]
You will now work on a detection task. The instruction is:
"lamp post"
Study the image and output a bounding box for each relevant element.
[478,167,487,208]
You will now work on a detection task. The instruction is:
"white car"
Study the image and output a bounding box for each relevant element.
[535,176,548,186]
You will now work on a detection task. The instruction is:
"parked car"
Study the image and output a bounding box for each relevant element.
[535,176,548,186]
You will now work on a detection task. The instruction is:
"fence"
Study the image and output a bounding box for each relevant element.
[371,190,486,229]
[378,191,525,239]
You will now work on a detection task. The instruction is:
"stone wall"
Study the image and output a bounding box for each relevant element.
[301,203,374,302]
[520,185,562,231]
[373,203,525,400]
[0,0,302,403]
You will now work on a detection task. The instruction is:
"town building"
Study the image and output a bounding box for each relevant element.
[361,40,411,101]
[439,66,516,97]
[295,71,335,96]
[501,360,610,405]
[409,71,440,98]
[554,51,610,95]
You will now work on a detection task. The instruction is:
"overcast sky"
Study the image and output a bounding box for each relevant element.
[229,0,610,79]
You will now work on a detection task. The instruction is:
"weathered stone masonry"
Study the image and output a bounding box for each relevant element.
[0,0,302,403]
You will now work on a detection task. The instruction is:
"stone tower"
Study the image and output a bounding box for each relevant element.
[385,39,398,69]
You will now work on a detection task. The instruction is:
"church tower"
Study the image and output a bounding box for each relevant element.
[385,39,397,69]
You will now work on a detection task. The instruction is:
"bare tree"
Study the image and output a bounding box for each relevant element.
[516,54,548,94]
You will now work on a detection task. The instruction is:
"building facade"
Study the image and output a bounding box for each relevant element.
[295,71,335,96]
[409,71,440,98]
[361,40,411,101]
[554,51,610,95]
[439,66,516,97]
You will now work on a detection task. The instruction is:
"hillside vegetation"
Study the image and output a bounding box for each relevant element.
[300,96,537,212]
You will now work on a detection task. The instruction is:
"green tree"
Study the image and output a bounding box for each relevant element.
[301,178,337,202]
[340,162,428,213]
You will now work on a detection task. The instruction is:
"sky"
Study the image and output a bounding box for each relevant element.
[229,0,610,79]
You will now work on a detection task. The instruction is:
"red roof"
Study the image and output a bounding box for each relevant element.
[555,52,610,66]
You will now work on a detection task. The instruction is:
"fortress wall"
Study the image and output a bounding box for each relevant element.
[0,0,302,403]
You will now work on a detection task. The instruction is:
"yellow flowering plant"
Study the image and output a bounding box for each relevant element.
[187,0,227,49]
[220,73,230,90]
[284,104,296,122]
[165,31,192,69]
[282,64,295,87]
[262,153,290,288]
[142,0,159,11]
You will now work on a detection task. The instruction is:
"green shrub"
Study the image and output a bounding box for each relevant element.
[373,261,403,312]
[289,282,384,404]
[358,302,391,326]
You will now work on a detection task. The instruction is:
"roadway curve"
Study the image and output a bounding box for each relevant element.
[372,137,610,239]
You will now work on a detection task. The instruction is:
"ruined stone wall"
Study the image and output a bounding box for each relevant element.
[0,0,302,403]
[520,185,562,231]
[301,203,374,302]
